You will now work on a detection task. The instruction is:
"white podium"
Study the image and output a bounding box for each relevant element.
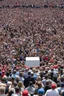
[25,57,40,67]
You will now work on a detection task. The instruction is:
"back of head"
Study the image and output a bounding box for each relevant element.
[38,88,44,96]
[51,84,57,89]
[29,81,33,86]
[37,81,42,88]
[22,90,28,96]
[15,86,20,93]
[18,81,24,88]
[61,83,64,88]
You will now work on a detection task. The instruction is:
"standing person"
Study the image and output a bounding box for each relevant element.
[44,81,51,93]
[24,72,31,87]
[34,88,45,96]
[38,88,45,96]
[45,84,59,96]
[11,86,21,96]
[22,90,30,96]
[26,81,35,96]
[57,83,64,96]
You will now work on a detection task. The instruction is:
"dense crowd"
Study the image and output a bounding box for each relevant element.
[0,0,64,96]
[0,59,64,96]
[0,0,64,9]
[0,4,64,9]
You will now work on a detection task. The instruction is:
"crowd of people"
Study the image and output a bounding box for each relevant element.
[0,63,64,96]
[0,4,64,9]
[0,0,64,96]
[0,0,64,9]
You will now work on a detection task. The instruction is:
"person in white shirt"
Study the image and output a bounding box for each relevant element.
[26,81,35,95]
[12,86,21,96]
[45,84,59,96]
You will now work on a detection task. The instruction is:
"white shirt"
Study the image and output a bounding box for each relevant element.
[20,77,24,82]
[26,86,35,94]
[42,78,46,86]
[45,89,59,96]
[12,93,21,96]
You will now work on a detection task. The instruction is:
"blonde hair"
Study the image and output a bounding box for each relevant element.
[18,81,24,88]
[37,76,41,81]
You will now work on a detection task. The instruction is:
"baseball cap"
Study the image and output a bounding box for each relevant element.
[51,84,57,89]
[22,90,28,96]
[38,88,44,95]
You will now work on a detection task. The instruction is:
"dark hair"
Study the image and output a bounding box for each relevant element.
[29,81,33,86]
[15,86,20,93]
[8,90,14,96]
[46,81,50,85]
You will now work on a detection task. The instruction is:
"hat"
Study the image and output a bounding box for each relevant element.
[53,65,58,68]
[51,84,57,89]
[22,90,28,96]
[38,88,44,95]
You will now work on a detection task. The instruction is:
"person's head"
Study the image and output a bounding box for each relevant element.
[38,88,44,96]
[61,83,64,88]
[2,75,7,83]
[45,75,48,79]
[51,84,57,90]
[19,72,23,77]
[29,81,33,86]
[11,77,15,82]
[60,77,64,82]
[51,69,53,71]
[16,67,19,71]
[18,81,24,88]
[57,82,61,87]
[46,81,50,86]
[8,90,14,96]
[13,81,17,87]
[13,70,16,74]
[37,76,41,81]
[16,76,20,83]
[37,81,43,88]
[15,86,20,93]
[7,81,12,87]
[46,80,52,87]
[28,72,31,76]
[22,90,29,96]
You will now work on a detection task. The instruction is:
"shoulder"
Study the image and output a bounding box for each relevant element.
[33,95,38,96]
[55,89,59,93]
[46,89,52,92]
[11,93,18,96]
